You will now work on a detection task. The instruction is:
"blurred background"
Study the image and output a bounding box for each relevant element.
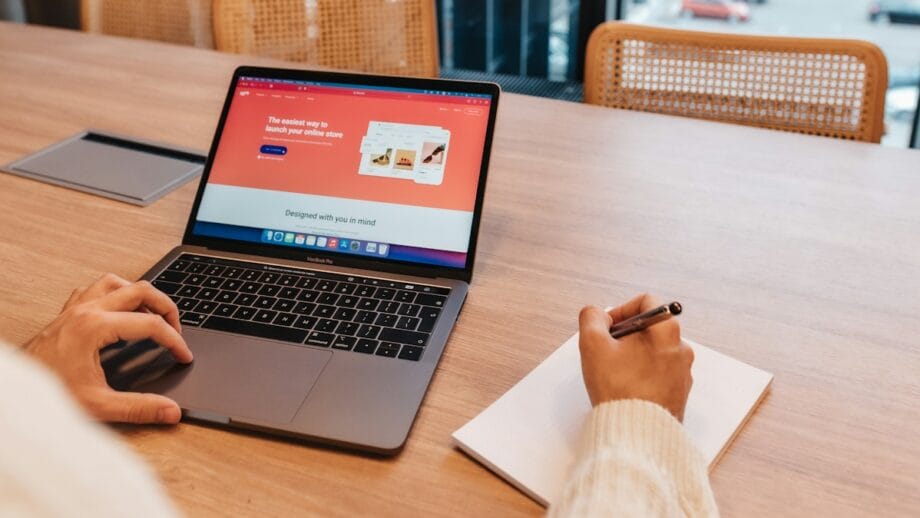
[2,0,918,148]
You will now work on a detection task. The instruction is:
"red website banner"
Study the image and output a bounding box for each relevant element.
[208,84,490,212]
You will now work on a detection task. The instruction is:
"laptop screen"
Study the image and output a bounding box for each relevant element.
[191,74,495,269]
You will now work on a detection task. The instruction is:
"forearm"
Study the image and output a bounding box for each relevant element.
[550,399,718,518]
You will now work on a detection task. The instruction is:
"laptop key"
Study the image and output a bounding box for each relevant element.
[313,305,335,318]
[241,270,260,281]
[181,312,207,326]
[220,279,242,291]
[186,263,207,274]
[332,335,356,351]
[257,284,280,297]
[373,288,396,300]
[398,345,424,361]
[254,310,277,323]
[316,280,337,292]
[355,310,377,324]
[354,339,378,354]
[198,288,219,301]
[152,280,181,295]
[185,274,207,286]
[155,270,187,283]
[375,343,400,358]
[397,303,420,317]
[255,296,277,309]
[418,308,441,333]
[273,299,295,312]
[375,313,398,327]
[357,325,381,339]
[336,283,357,295]
[259,272,280,284]
[379,328,429,347]
[204,265,225,277]
[273,312,297,327]
[358,298,379,311]
[203,316,308,344]
[396,316,420,330]
[297,290,319,302]
[316,319,338,332]
[338,295,359,308]
[305,331,334,347]
[215,303,236,317]
[333,307,356,321]
[216,290,237,304]
[224,267,244,279]
[318,292,339,305]
[278,287,300,299]
[415,293,447,307]
[278,275,299,287]
[355,286,374,297]
[176,285,200,298]
[335,321,359,336]
[395,290,416,303]
[177,298,197,311]
[233,306,256,320]
[293,302,317,315]
[168,260,190,272]
[234,293,257,306]
[296,277,318,289]
[378,301,400,314]
[293,315,318,330]
[194,301,217,314]
[240,282,261,294]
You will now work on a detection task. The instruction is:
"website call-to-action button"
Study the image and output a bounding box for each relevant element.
[260,145,288,155]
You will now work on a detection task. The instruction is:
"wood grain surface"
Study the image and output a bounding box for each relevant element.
[1,22,919,517]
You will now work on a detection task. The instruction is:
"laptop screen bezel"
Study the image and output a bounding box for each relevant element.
[181,66,500,283]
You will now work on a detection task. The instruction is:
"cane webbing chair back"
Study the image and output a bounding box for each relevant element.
[81,0,213,48]
[213,0,440,78]
[585,22,888,143]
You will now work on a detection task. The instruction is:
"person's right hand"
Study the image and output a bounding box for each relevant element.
[578,294,694,421]
[23,273,193,424]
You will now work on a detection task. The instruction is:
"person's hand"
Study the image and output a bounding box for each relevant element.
[24,273,193,424]
[578,294,694,421]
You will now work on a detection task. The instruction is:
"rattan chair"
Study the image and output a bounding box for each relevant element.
[81,0,213,48]
[213,0,439,78]
[585,22,888,143]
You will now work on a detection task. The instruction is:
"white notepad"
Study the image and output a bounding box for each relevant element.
[453,334,773,507]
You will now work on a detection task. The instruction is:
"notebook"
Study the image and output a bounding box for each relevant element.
[452,334,773,507]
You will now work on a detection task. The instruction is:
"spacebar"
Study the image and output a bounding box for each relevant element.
[202,316,308,344]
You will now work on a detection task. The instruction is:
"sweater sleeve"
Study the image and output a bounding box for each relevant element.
[0,341,179,518]
[549,399,719,518]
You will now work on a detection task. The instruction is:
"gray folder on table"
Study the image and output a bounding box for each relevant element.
[2,130,205,206]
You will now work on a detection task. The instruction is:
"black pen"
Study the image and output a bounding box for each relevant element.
[609,301,683,339]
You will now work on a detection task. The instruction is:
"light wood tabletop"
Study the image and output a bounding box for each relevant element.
[1,21,919,517]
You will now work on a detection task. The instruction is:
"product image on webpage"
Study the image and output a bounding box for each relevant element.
[359,122,450,185]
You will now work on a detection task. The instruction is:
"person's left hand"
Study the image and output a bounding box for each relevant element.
[24,273,193,424]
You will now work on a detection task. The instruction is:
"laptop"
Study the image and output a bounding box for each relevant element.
[101,66,500,454]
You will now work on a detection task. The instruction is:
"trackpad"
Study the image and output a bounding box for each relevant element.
[105,328,331,424]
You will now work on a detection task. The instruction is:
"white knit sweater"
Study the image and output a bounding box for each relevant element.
[550,399,720,517]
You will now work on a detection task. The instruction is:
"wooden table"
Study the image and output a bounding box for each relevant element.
[2,22,919,517]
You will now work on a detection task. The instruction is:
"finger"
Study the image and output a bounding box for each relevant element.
[96,312,193,363]
[90,389,182,424]
[578,305,614,354]
[79,273,132,304]
[93,281,181,334]
[645,318,682,351]
[62,287,86,312]
[608,293,661,325]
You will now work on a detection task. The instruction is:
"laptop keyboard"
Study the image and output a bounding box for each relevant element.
[151,254,450,362]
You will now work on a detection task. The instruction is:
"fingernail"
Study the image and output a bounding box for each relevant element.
[157,407,181,424]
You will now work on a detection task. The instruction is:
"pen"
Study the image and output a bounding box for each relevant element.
[609,301,683,339]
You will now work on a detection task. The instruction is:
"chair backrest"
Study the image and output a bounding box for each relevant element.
[585,22,888,143]
[213,0,440,78]
[81,0,213,48]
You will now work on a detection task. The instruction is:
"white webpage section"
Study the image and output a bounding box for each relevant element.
[197,184,473,252]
